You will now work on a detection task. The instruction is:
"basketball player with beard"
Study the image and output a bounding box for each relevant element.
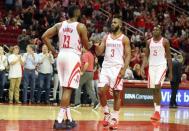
[95,17,131,130]
[42,5,89,130]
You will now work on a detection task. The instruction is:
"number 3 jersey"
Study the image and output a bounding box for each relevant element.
[149,37,167,66]
[58,21,82,56]
[102,34,125,68]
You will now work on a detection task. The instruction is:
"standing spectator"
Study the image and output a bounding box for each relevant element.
[170,54,183,108]
[17,29,31,53]
[73,49,99,109]
[8,46,23,104]
[37,45,54,104]
[52,58,62,105]
[0,46,8,102]
[22,44,38,104]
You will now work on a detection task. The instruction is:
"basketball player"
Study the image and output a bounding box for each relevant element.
[42,5,89,129]
[142,25,172,121]
[95,17,131,130]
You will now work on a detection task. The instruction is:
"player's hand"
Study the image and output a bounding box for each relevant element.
[80,71,84,76]
[118,67,126,78]
[109,87,113,96]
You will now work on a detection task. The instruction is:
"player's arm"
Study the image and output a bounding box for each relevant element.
[141,39,150,69]
[122,36,131,71]
[41,23,61,55]
[164,38,173,81]
[77,23,90,50]
[95,35,107,56]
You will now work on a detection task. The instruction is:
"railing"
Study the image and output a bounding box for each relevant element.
[99,8,144,36]
[170,47,182,55]
[166,2,189,15]
[99,7,182,55]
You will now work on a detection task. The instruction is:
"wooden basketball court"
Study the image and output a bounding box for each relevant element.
[0,104,189,131]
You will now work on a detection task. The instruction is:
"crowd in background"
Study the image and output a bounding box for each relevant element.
[0,0,188,104]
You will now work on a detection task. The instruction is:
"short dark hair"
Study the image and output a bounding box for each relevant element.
[28,44,35,51]
[113,15,122,21]
[68,5,80,18]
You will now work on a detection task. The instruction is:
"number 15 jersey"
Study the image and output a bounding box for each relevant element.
[58,21,82,56]
[102,34,125,68]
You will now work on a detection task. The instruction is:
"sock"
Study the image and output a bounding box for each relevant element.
[154,103,156,111]
[66,107,72,122]
[112,111,119,121]
[155,105,160,113]
[56,108,66,123]
[103,105,110,114]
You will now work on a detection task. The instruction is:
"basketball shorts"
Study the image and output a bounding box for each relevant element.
[148,64,167,88]
[98,66,123,90]
[57,50,81,88]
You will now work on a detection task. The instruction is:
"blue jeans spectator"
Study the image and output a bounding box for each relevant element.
[37,73,51,103]
[0,70,6,101]
[22,69,36,103]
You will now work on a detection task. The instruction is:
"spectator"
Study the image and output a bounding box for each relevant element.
[5,0,14,10]
[15,0,23,11]
[170,54,183,108]
[0,46,8,102]
[133,63,144,80]
[8,46,23,104]
[130,47,141,68]
[181,73,189,84]
[17,29,31,53]
[22,44,38,104]
[73,48,99,109]
[37,44,54,104]
[52,58,62,105]
[124,66,134,80]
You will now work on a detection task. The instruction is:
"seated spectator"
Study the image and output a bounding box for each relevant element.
[124,66,134,80]
[17,29,31,53]
[181,73,189,84]
[130,47,141,68]
[133,64,144,80]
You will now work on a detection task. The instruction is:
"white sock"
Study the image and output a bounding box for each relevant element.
[112,111,119,121]
[57,108,66,123]
[66,107,72,122]
[103,105,109,114]
[154,103,156,107]
[155,105,160,113]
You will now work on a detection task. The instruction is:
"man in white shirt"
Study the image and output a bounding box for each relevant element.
[37,44,54,104]
[8,45,23,104]
[0,46,8,102]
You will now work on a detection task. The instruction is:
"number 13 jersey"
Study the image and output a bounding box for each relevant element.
[149,37,167,66]
[58,21,82,56]
[102,34,124,68]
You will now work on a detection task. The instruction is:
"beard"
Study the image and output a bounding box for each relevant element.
[111,26,119,33]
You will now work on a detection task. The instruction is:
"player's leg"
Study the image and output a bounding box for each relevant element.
[151,64,167,121]
[109,90,121,130]
[109,72,123,130]
[54,52,80,129]
[98,68,111,126]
